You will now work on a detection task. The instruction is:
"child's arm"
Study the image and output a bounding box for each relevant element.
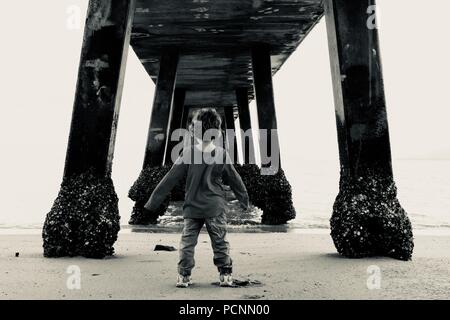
[144,156,188,212]
[223,155,250,210]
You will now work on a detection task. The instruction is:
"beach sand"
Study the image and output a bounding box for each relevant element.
[1,231,449,300]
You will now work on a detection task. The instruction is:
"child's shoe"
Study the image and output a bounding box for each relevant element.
[176,275,192,288]
[219,273,234,287]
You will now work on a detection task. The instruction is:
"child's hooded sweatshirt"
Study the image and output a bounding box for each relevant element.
[144,146,249,219]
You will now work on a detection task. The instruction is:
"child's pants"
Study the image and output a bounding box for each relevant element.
[178,213,232,276]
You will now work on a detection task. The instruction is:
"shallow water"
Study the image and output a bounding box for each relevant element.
[290,159,450,230]
[1,160,449,235]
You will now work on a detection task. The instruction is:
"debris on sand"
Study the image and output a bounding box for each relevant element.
[211,278,263,288]
[154,245,177,252]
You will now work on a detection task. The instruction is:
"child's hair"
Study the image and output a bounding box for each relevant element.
[191,108,222,133]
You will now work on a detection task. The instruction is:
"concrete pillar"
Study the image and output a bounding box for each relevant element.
[44,0,136,258]
[325,0,413,260]
[251,44,281,171]
[325,0,393,175]
[236,87,256,164]
[224,107,239,164]
[165,88,186,164]
[64,0,136,177]
[143,49,179,168]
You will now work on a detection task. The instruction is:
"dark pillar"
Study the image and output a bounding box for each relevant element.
[251,44,281,172]
[143,49,179,168]
[165,88,186,164]
[129,49,179,225]
[236,87,256,164]
[224,106,239,164]
[43,0,136,258]
[325,0,413,260]
[180,105,191,129]
[250,45,295,225]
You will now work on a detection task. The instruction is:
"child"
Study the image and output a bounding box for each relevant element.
[144,108,249,288]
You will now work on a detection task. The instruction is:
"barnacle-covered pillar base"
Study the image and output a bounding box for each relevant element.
[234,164,296,225]
[331,168,413,261]
[43,172,120,258]
[128,165,173,225]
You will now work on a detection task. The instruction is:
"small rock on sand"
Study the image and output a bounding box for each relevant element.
[154,245,177,252]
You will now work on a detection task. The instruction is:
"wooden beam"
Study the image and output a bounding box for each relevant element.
[64,0,136,178]
[224,106,238,164]
[236,87,256,164]
[325,0,392,176]
[251,44,281,170]
[165,88,186,164]
[143,49,179,168]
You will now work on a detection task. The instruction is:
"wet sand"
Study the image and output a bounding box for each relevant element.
[1,232,449,300]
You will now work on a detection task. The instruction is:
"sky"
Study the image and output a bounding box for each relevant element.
[0,0,449,225]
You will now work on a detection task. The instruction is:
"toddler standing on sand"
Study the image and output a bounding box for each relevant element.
[144,108,249,288]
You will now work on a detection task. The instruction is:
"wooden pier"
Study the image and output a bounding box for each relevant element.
[43,0,413,260]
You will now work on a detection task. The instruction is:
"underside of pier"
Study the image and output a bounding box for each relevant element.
[131,0,324,106]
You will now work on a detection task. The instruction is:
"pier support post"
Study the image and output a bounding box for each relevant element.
[128,49,179,225]
[224,107,239,164]
[251,44,281,172]
[325,0,413,260]
[250,44,295,224]
[180,105,191,130]
[236,88,256,164]
[165,88,186,164]
[143,49,179,168]
[43,0,136,258]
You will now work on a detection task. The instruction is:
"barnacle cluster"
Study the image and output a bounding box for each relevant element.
[42,171,120,258]
[128,165,174,225]
[234,164,296,225]
[331,167,414,261]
